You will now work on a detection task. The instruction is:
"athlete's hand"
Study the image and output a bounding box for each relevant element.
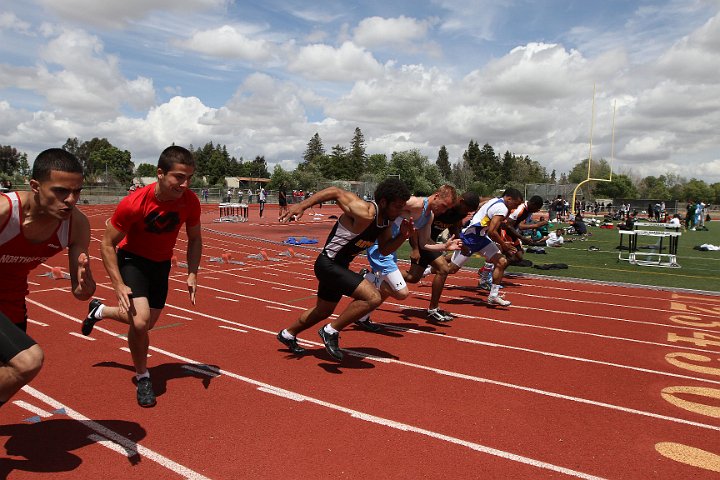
[76,252,96,296]
[398,217,415,239]
[444,235,463,251]
[280,204,304,223]
[410,248,420,263]
[187,273,198,305]
[115,283,134,314]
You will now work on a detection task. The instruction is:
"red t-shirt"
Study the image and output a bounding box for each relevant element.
[111,183,201,262]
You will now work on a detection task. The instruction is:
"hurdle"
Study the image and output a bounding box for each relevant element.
[216,203,249,223]
[618,229,681,268]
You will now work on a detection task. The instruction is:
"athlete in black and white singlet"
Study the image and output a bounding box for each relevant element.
[321,201,390,268]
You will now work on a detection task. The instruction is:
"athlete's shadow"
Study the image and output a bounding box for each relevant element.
[393,309,453,331]
[0,418,146,477]
[93,361,221,397]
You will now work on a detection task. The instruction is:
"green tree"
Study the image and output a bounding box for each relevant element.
[135,163,157,177]
[90,145,133,186]
[638,175,670,199]
[292,162,325,191]
[462,140,481,177]
[477,143,501,189]
[682,178,713,202]
[268,164,294,190]
[366,153,388,176]
[436,145,451,180]
[300,132,325,170]
[347,127,367,179]
[567,158,612,184]
[0,145,22,175]
[63,137,117,178]
[450,159,475,192]
[387,150,440,195]
[550,169,557,183]
[246,155,270,178]
[325,144,349,179]
[593,174,638,199]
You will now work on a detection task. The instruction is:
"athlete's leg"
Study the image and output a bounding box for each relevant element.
[0,345,43,403]
[286,298,338,337]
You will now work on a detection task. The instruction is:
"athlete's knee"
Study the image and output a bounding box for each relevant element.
[9,345,44,384]
[366,289,383,309]
[495,255,509,269]
[392,287,410,301]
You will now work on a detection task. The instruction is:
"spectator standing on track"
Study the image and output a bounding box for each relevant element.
[81,146,202,407]
[278,186,288,221]
[0,149,96,408]
[447,188,524,306]
[258,187,266,218]
[276,179,412,361]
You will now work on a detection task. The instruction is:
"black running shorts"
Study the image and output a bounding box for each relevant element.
[314,253,363,303]
[411,248,443,268]
[117,249,172,310]
[0,310,36,363]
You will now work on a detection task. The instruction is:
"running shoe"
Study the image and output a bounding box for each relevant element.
[478,280,492,291]
[82,299,103,336]
[427,308,454,322]
[318,326,343,361]
[355,318,382,332]
[136,377,157,408]
[487,295,511,307]
[276,331,306,354]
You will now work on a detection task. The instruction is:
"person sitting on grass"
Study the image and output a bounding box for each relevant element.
[545,228,565,247]
[571,212,588,236]
[617,212,636,231]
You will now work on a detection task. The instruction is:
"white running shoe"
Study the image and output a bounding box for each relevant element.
[487,295,511,307]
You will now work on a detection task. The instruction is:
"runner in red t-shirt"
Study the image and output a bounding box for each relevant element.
[81,146,202,407]
[0,149,95,408]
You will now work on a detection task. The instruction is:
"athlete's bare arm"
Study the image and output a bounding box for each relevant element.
[377,217,414,256]
[487,215,516,255]
[185,223,202,305]
[68,209,96,300]
[280,187,373,229]
[100,222,133,313]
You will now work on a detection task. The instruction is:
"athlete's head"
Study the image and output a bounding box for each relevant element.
[502,187,524,211]
[428,184,458,216]
[374,178,411,221]
[30,148,84,220]
[527,195,544,213]
[458,192,480,214]
[156,146,194,201]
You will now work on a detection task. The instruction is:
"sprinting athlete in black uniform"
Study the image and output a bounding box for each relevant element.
[276,179,411,361]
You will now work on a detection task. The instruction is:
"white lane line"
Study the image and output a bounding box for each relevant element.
[266,306,292,312]
[272,287,292,292]
[12,400,53,417]
[219,325,248,333]
[28,319,49,327]
[150,344,604,480]
[70,331,95,341]
[216,296,239,302]
[21,386,210,479]
[167,284,720,385]
[165,302,720,433]
[120,347,150,357]
[88,433,138,458]
[167,313,192,321]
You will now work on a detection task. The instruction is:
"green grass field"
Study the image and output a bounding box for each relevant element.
[396,220,720,293]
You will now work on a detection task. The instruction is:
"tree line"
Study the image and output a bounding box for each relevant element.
[1,129,718,203]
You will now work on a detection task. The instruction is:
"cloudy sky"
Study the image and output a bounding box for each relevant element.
[1,0,719,182]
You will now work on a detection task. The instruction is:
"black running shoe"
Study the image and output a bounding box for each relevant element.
[136,377,156,408]
[276,331,306,354]
[355,318,382,332]
[318,326,343,361]
[82,299,103,336]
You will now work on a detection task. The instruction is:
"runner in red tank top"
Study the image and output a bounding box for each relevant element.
[0,149,95,408]
[80,146,202,407]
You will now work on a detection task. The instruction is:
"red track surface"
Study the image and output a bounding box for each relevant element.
[4,203,720,479]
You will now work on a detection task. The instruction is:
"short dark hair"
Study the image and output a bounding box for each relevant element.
[502,187,523,200]
[374,178,411,205]
[528,195,544,208]
[32,148,83,182]
[158,146,195,173]
[460,192,480,211]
